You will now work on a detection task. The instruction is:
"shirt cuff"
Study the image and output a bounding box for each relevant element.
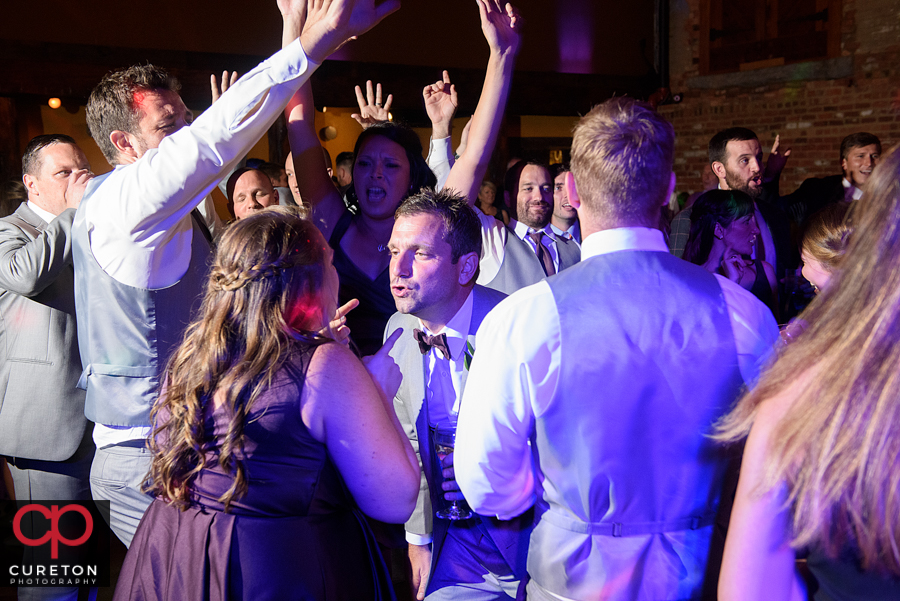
[405,531,433,546]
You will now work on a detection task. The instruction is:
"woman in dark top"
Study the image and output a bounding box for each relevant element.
[114,208,419,600]
[684,189,778,317]
[283,0,522,356]
[715,146,900,600]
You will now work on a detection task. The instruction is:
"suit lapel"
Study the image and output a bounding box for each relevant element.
[8,204,46,237]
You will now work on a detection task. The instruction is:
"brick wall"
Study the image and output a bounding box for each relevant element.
[660,0,900,196]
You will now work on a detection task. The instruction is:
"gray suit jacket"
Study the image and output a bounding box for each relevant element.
[387,284,532,580]
[0,203,89,460]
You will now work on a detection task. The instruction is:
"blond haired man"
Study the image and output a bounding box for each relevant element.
[456,98,779,600]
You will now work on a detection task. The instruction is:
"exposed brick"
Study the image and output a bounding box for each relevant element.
[667,0,900,195]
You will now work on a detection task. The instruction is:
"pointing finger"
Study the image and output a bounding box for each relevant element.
[379,328,404,356]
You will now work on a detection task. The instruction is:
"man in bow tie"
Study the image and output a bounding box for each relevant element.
[384,188,532,600]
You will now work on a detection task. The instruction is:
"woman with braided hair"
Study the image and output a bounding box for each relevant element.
[114,207,419,600]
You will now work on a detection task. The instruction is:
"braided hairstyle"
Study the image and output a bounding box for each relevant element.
[148,206,333,511]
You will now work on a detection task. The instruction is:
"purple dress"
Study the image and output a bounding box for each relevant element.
[113,347,394,601]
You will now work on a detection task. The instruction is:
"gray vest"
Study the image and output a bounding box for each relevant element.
[73,176,212,426]
[485,226,580,295]
[531,251,745,599]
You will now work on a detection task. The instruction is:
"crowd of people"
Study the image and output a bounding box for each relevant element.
[1,0,899,600]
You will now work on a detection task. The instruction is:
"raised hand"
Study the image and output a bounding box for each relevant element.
[65,169,94,210]
[764,134,791,183]
[297,0,402,64]
[423,70,458,138]
[361,328,404,401]
[351,80,392,129]
[210,71,239,104]
[326,298,360,344]
[477,0,522,57]
[722,254,746,283]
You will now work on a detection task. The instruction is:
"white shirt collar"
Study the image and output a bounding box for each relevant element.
[26,201,57,225]
[511,218,553,241]
[842,177,864,200]
[419,288,474,361]
[581,227,669,260]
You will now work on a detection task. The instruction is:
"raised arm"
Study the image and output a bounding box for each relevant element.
[442,0,521,204]
[285,83,346,240]
[285,0,407,241]
[424,71,458,190]
[0,213,76,297]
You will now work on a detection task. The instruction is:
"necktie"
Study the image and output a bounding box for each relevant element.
[528,230,556,276]
[413,328,451,360]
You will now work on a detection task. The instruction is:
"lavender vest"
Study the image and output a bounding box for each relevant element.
[532,250,745,600]
[73,174,212,426]
[485,226,580,295]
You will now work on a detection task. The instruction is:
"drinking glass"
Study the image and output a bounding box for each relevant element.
[432,422,473,520]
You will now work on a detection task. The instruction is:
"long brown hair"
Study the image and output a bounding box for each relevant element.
[717,145,900,574]
[148,207,331,511]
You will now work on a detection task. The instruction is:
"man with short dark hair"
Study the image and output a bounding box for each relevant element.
[549,163,579,244]
[335,150,354,192]
[0,134,94,601]
[74,0,398,547]
[668,128,795,286]
[779,132,881,225]
[456,98,778,600]
[477,160,580,295]
[385,188,530,600]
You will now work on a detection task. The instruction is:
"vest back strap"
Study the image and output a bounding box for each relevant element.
[542,507,716,537]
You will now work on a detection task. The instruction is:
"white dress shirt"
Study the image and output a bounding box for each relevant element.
[406,291,474,546]
[842,177,864,201]
[455,227,780,520]
[83,38,315,290]
[550,222,580,245]
[427,135,454,191]
[475,209,562,285]
[87,38,318,447]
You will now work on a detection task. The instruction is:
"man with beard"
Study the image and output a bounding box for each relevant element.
[669,128,794,283]
[477,160,580,295]
[549,163,580,244]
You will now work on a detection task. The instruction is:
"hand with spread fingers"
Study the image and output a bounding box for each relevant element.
[351,80,393,129]
[477,0,522,58]
[283,0,401,64]
[210,71,239,104]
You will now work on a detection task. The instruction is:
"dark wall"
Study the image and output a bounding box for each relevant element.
[1,0,654,77]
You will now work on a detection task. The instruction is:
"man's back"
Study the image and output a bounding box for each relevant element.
[531,249,745,599]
